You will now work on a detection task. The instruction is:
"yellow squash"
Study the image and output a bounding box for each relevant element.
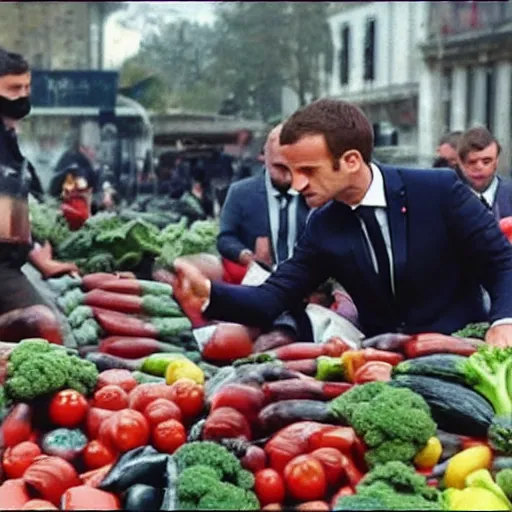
[165,358,205,385]
[414,436,442,469]
[444,445,493,489]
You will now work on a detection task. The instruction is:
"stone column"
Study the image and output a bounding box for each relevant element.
[418,60,443,166]
[450,66,467,131]
[494,60,512,176]
[470,66,487,126]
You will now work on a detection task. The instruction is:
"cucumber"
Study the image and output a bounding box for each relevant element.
[390,375,494,437]
[392,354,468,384]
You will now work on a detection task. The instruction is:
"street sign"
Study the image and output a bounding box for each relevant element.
[30,70,119,109]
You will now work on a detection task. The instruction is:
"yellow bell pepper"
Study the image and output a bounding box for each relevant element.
[414,436,442,469]
[165,358,204,385]
[444,445,492,489]
[448,487,510,511]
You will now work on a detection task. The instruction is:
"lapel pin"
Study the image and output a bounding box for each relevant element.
[401,207,407,214]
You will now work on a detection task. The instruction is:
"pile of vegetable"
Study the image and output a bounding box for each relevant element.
[2,258,512,512]
[30,202,219,274]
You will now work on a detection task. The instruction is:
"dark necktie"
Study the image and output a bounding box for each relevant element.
[277,193,291,264]
[480,195,491,210]
[355,205,393,298]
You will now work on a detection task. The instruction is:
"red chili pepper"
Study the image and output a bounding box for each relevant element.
[82,273,135,291]
[360,348,404,366]
[268,342,348,361]
[404,334,477,358]
[308,427,356,453]
[93,308,159,339]
[98,336,180,359]
[340,454,364,487]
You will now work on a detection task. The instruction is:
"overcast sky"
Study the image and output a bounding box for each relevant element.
[104,1,217,68]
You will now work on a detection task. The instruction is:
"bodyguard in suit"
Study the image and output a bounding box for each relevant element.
[217,124,310,269]
[173,99,512,348]
[457,126,512,220]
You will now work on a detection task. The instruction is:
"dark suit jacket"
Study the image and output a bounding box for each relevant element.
[207,166,512,336]
[217,174,310,264]
[493,177,512,219]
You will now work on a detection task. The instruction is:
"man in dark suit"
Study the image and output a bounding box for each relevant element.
[217,124,310,270]
[172,99,512,348]
[457,126,512,220]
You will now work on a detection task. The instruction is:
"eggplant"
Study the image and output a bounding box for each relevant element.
[41,428,88,462]
[492,456,512,471]
[218,437,253,458]
[86,352,145,372]
[187,419,206,442]
[258,399,333,433]
[124,484,164,511]
[362,332,413,352]
[99,446,169,493]
[436,430,464,461]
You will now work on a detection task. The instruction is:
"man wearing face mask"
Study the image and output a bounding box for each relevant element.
[457,126,512,220]
[0,48,75,344]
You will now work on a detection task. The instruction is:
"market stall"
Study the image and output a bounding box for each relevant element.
[0,205,511,511]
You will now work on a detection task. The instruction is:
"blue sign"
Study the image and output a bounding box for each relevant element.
[31,70,119,108]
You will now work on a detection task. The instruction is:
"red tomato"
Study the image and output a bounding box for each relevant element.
[152,419,186,454]
[309,448,346,488]
[296,501,330,511]
[499,216,512,240]
[99,409,150,453]
[82,440,116,470]
[169,378,204,420]
[49,389,88,428]
[143,398,182,427]
[86,407,116,439]
[93,385,129,411]
[128,383,175,412]
[2,441,41,479]
[284,455,326,502]
[254,468,286,506]
[353,361,392,384]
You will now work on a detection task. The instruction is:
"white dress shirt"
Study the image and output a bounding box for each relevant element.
[473,176,499,207]
[264,170,299,266]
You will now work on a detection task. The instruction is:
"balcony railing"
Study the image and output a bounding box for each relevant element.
[428,2,512,38]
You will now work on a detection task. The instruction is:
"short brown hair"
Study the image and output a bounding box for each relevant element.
[457,126,501,162]
[438,131,462,149]
[280,98,374,165]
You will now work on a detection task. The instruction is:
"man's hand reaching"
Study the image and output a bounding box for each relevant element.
[153,258,211,328]
[485,324,512,348]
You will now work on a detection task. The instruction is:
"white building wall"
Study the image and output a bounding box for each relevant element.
[327,2,427,97]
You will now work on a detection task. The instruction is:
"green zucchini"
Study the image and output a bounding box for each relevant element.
[390,375,493,437]
[392,354,468,384]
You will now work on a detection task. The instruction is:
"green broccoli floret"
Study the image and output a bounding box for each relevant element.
[8,338,54,372]
[462,346,512,416]
[177,465,221,504]
[5,353,68,400]
[335,462,441,511]
[328,383,436,467]
[5,341,98,401]
[197,481,259,510]
[65,355,98,395]
[452,322,490,340]
[237,469,255,490]
[174,441,242,483]
[496,469,512,500]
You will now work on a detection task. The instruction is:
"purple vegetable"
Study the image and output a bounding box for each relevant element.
[42,428,88,461]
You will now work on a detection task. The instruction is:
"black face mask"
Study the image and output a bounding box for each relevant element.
[0,95,31,120]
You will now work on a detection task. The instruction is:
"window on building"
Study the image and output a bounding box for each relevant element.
[339,24,350,86]
[363,18,376,81]
[442,68,453,132]
[485,65,496,131]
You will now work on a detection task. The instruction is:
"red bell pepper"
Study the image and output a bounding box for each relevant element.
[23,455,80,506]
[98,409,150,453]
[222,257,248,284]
[79,464,114,488]
[308,427,357,453]
[353,361,393,384]
[61,485,121,510]
[264,421,336,473]
[1,403,33,448]
[96,369,138,394]
[203,407,252,441]
[0,478,31,509]
[210,383,267,423]
[404,333,478,358]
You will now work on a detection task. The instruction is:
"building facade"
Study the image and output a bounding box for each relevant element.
[323,2,429,164]
[418,1,512,172]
